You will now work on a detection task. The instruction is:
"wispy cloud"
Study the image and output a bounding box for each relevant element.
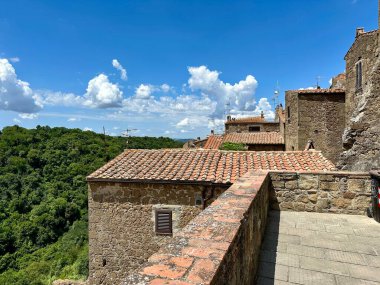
[9,57,20,63]
[19,113,38,119]
[112,59,127,81]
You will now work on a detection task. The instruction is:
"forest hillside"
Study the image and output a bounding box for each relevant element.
[0,125,183,285]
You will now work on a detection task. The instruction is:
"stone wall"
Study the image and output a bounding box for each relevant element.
[343,30,378,129]
[225,122,280,133]
[298,93,345,164]
[284,91,299,151]
[88,181,228,285]
[338,28,380,170]
[125,171,271,285]
[269,171,371,215]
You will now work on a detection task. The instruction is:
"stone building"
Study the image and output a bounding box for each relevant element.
[284,88,346,164]
[225,112,280,134]
[338,8,380,170]
[86,149,334,284]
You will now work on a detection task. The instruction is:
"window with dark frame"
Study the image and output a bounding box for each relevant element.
[356,60,362,90]
[155,209,173,235]
[248,126,261,132]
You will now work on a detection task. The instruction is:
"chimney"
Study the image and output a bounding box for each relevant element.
[197,137,201,141]
[211,130,214,135]
[226,115,231,121]
[356,27,365,37]
[261,111,264,119]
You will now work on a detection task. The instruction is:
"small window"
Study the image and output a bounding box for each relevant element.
[356,60,362,90]
[249,126,261,132]
[155,209,172,235]
[287,107,291,122]
[195,194,203,206]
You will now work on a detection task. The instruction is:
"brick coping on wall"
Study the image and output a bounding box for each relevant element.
[269,170,370,177]
[124,170,270,285]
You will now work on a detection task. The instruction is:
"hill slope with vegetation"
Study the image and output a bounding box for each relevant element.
[0,125,183,285]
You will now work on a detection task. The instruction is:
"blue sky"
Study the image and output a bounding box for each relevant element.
[0,0,378,138]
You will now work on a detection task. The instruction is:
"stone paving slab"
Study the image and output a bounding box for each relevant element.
[256,211,380,285]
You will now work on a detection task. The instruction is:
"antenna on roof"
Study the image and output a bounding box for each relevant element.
[272,81,280,107]
[122,128,138,149]
[225,101,231,117]
[316,76,324,89]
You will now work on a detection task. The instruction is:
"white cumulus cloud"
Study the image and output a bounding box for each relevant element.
[112,59,127,81]
[134,84,154,99]
[187,65,258,118]
[83,74,123,108]
[0,58,42,113]
[161,83,171,93]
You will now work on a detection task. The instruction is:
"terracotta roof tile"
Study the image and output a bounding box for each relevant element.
[87,149,336,184]
[223,132,284,145]
[203,135,223,149]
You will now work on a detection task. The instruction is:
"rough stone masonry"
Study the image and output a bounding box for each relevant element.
[338,0,380,171]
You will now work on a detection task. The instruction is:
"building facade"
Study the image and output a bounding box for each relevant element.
[285,89,346,164]
[225,113,280,134]
[338,8,380,170]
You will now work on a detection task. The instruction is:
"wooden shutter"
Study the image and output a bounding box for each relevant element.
[155,210,172,235]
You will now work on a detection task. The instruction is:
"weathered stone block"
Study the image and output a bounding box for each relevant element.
[320,182,339,191]
[309,194,318,203]
[272,181,285,188]
[316,199,329,210]
[334,197,352,208]
[285,180,298,190]
[319,175,335,182]
[299,175,318,190]
[294,202,306,211]
[343,191,356,199]
[295,194,309,204]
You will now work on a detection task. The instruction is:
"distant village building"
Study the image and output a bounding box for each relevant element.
[225,112,280,133]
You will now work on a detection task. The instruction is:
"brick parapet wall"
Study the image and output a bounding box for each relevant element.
[269,171,371,215]
[124,171,271,285]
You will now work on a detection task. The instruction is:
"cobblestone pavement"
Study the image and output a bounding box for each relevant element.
[257,211,380,285]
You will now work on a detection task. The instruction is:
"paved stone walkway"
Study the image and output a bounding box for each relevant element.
[257,211,380,285]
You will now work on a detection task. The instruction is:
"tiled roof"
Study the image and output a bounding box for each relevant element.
[87,149,336,184]
[204,135,223,149]
[225,116,267,124]
[290,88,345,94]
[203,133,284,150]
[224,132,284,145]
